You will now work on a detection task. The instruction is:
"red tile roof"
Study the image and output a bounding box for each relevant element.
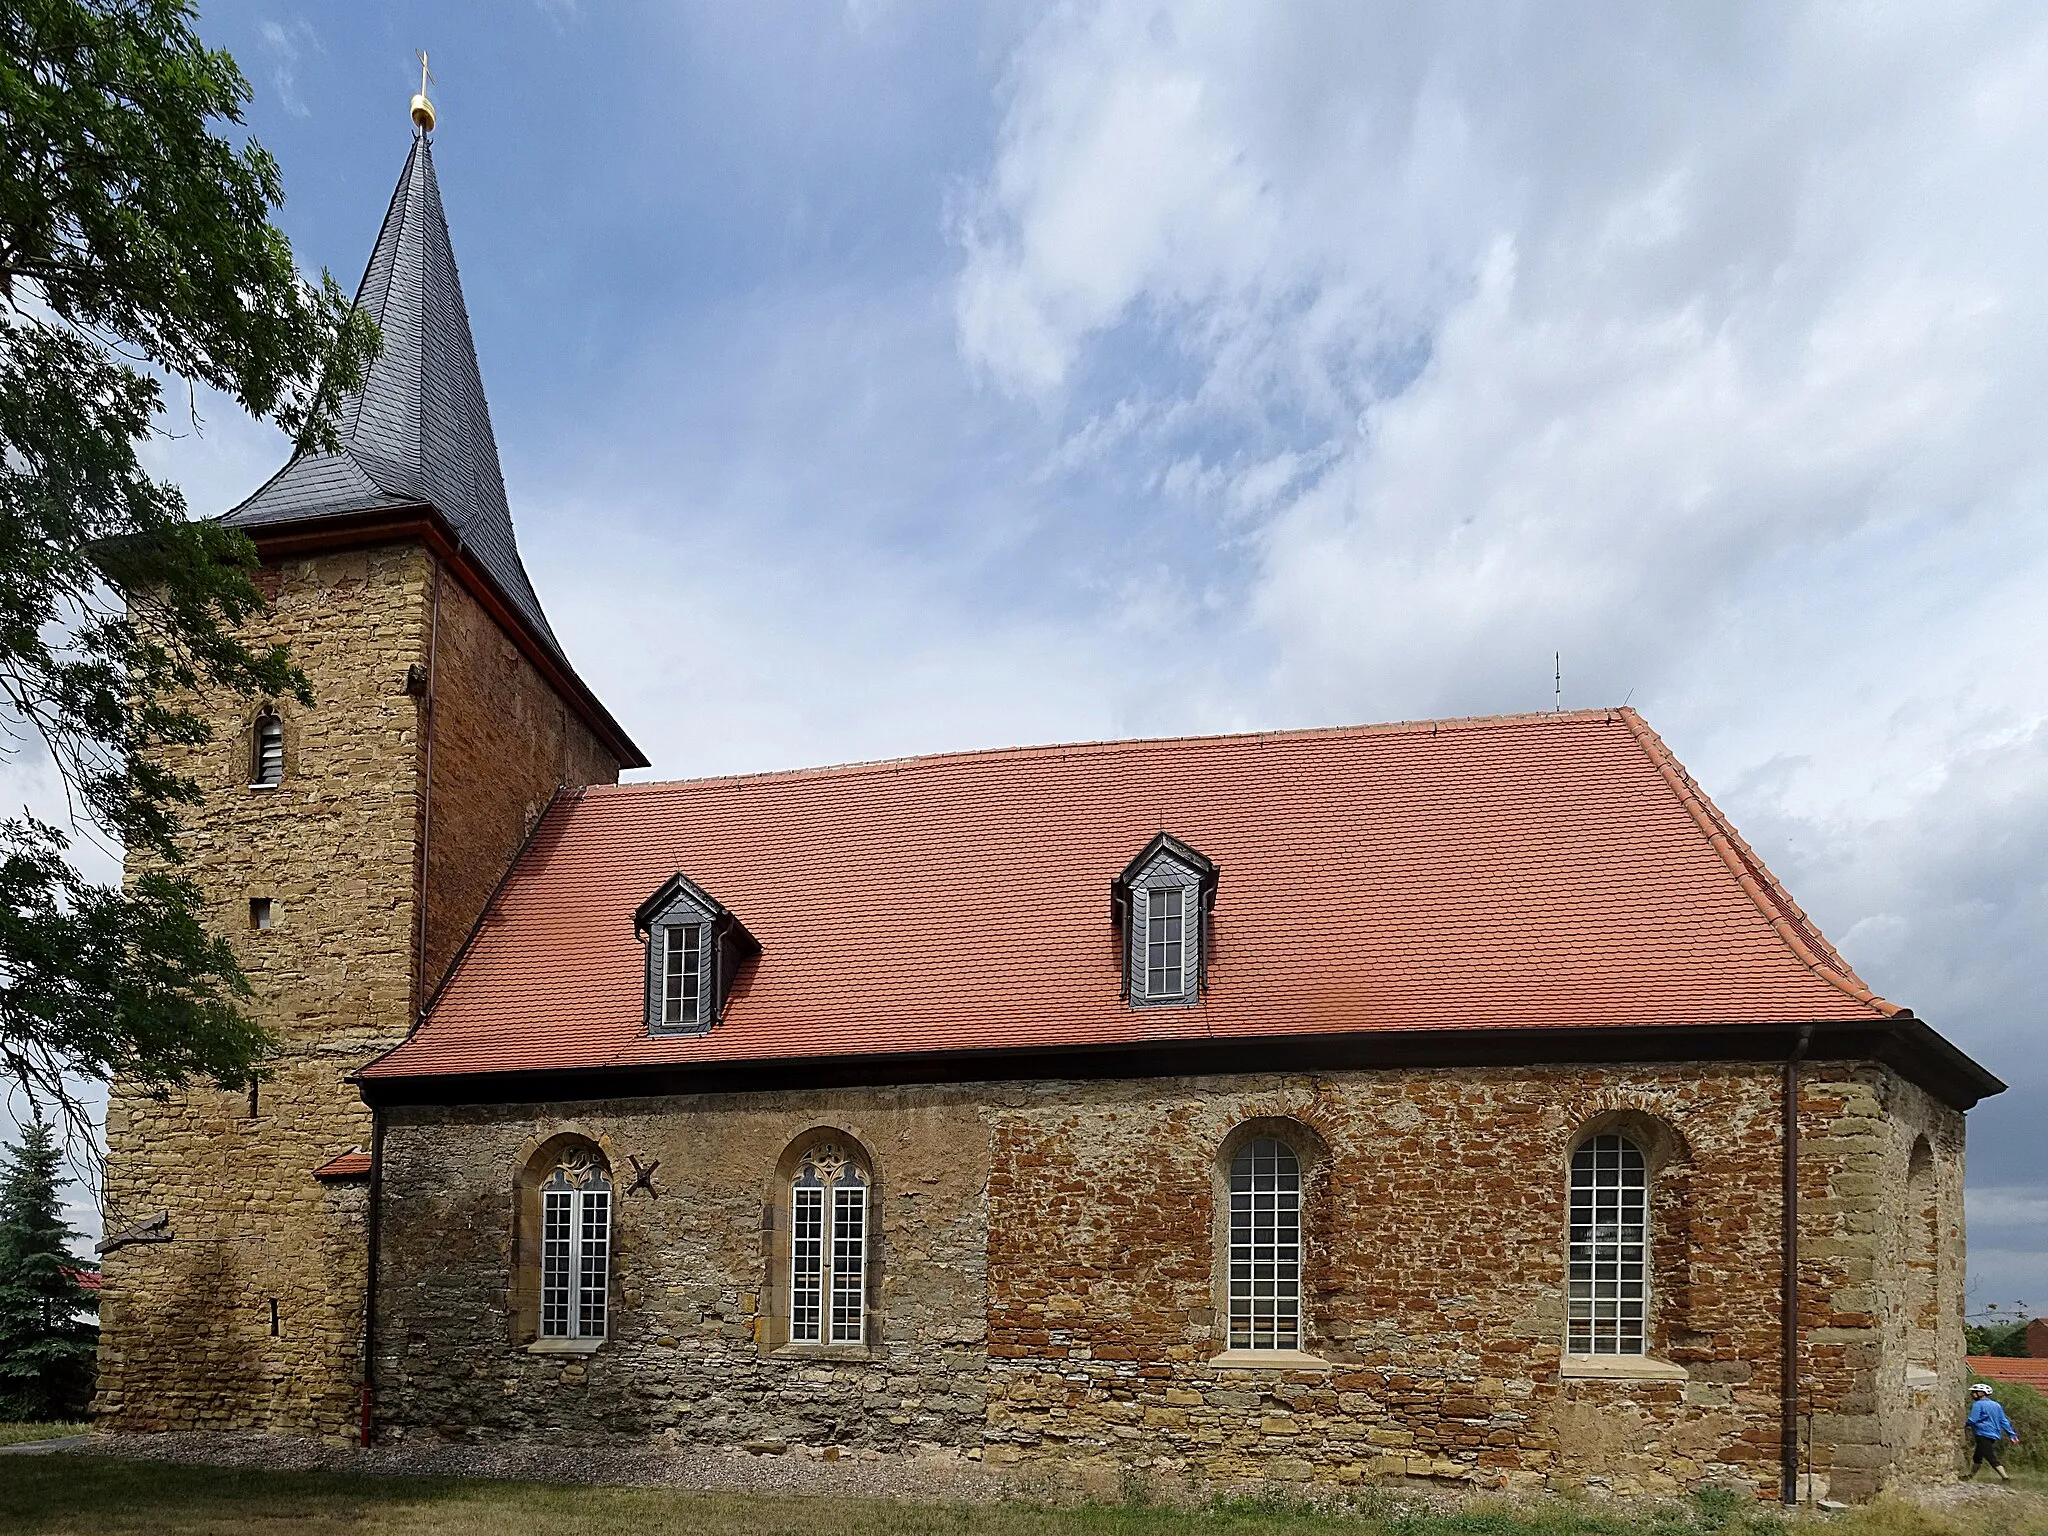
[364,709,1899,1085]
[1970,1357,2048,1387]
[311,1150,373,1180]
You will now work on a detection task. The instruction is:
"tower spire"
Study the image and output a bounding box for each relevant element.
[221,114,647,769]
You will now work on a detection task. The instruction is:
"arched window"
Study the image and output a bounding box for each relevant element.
[250,707,283,787]
[790,1141,867,1345]
[1569,1133,1648,1355]
[1905,1137,1938,1366]
[1227,1136,1301,1351]
[539,1148,611,1342]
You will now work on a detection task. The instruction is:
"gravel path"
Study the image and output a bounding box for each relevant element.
[78,1431,1018,1502]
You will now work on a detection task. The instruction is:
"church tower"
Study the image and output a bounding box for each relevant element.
[96,104,644,1439]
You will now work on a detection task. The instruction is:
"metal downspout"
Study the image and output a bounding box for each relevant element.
[413,557,441,1030]
[1781,1023,1814,1505]
[360,1106,385,1447]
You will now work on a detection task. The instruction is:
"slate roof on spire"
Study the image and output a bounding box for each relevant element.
[224,135,561,665]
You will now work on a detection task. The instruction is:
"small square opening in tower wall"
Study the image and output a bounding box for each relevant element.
[250,898,273,931]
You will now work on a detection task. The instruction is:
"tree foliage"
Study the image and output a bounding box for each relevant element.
[1966,1320,2030,1357]
[0,0,379,1135]
[0,1120,96,1419]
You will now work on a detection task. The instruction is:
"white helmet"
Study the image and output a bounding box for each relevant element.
[1971,1382,1995,1395]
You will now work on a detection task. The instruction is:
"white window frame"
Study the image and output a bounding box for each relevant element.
[1227,1136,1302,1351]
[1145,884,1185,998]
[661,923,702,1026]
[539,1154,611,1341]
[789,1143,867,1346]
[1567,1133,1648,1356]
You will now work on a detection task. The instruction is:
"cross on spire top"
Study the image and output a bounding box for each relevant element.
[410,49,436,133]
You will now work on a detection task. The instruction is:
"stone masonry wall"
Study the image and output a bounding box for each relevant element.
[419,566,620,999]
[371,1061,1961,1497]
[99,545,432,1437]
[1857,1073,1967,1489]
[373,1088,992,1446]
[99,542,624,1440]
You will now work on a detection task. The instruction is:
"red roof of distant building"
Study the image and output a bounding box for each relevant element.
[63,1267,102,1292]
[311,1150,372,1180]
[1971,1357,2048,1387]
[363,708,1915,1086]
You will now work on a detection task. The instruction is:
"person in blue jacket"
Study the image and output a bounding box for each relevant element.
[1967,1382,2019,1480]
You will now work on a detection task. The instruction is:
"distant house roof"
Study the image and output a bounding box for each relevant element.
[1970,1356,2048,1387]
[361,708,2000,1107]
[221,133,644,769]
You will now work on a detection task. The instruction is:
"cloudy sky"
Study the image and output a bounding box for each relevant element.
[11,2,2044,1307]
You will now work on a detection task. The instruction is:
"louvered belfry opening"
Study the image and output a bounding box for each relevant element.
[251,709,283,787]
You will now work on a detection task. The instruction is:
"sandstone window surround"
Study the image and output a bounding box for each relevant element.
[1209,1118,1330,1372]
[1111,833,1219,1009]
[511,1135,616,1355]
[1902,1135,1939,1389]
[761,1131,877,1357]
[632,872,760,1036]
[1561,1112,1692,1382]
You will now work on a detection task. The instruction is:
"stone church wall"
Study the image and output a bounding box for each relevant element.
[99,545,433,1437]
[99,541,623,1440]
[369,1060,1962,1498]
[372,1088,993,1446]
[418,565,621,998]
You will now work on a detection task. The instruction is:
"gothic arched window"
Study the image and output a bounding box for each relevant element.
[1227,1136,1302,1351]
[250,707,283,788]
[539,1150,612,1342]
[1568,1133,1648,1355]
[790,1141,867,1346]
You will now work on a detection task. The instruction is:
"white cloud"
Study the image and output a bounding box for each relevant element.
[256,19,320,120]
[957,1,2048,1294]
[1970,1187,2048,1228]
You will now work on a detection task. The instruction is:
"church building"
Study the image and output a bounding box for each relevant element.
[96,103,2003,1506]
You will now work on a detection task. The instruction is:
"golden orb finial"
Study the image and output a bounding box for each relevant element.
[411,49,435,133]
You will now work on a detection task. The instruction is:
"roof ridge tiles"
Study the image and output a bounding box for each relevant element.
[595,707,1632,798]
[1616,708,1893,1018]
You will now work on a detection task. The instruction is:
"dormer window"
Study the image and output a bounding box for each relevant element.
[1111,833,1219,1008]
[250,707,283,788]
[634,873,759,1035]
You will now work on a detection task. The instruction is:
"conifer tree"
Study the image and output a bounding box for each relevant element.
[0,1120,98,1419]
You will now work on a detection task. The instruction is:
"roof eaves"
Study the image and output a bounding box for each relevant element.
[1618,707,1895,1018]
[354,1016,2002,1110]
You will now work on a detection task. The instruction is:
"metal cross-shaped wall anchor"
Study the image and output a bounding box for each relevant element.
[626,1155,661,1198]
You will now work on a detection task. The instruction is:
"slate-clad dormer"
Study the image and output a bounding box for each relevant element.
[634,873,759,1034]
[1111,832,1219,1007]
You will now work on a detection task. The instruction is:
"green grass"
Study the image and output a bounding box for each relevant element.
[0,1424,87,1448]
[0,1454,2043,1536]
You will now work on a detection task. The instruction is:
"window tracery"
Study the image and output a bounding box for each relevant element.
[539,1149,611,1341]
[790,1141,867,1346]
